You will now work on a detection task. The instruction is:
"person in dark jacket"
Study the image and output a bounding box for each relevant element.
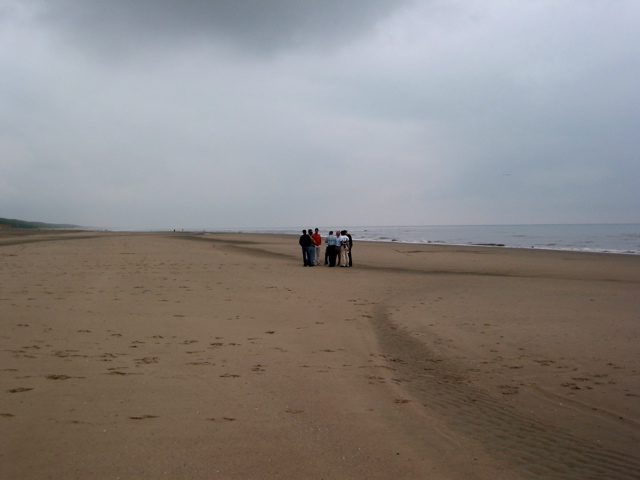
[345,230,353,266]
[298,230,315,267]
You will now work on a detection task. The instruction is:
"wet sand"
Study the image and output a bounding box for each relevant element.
[1,230,639,479]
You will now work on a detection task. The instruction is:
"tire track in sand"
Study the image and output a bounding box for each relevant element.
[371,306,640,480]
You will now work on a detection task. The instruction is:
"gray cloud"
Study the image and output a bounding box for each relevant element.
[32,0,408,58]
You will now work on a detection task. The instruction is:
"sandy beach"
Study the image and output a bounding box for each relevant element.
[1,230,639,479]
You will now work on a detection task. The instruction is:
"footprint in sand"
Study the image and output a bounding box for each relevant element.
[561,382,584,390]
[8,387,33,393]
[129,415,158,420]
[53,350,86,358]
[135,357,159,364]
[497,385,520,395]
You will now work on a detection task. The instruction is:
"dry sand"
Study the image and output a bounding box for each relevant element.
[1,230,639,479]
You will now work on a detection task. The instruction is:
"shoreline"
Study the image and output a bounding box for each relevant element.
[5,224,638,256]
[1,231,639,479]
[200,224,640,256]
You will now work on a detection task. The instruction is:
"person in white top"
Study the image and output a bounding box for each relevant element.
[338,230,350,267]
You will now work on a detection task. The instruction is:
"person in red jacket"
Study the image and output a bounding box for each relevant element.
[311,228,322,266]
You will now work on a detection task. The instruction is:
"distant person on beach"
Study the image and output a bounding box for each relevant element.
[335,228,342,266]
[345,230,353,266]
[311,228,322,266]
[339,230,350,267]
[325,231,338,267]
[299,230,315,267]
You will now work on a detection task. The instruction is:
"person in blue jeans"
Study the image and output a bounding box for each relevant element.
[298,230,315,266]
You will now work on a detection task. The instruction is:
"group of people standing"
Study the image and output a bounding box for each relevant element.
[298,228,353,268]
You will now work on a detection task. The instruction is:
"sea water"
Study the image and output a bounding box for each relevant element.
[225,224,640,255]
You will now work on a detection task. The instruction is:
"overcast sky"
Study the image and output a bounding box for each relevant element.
[1,0,639,229]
